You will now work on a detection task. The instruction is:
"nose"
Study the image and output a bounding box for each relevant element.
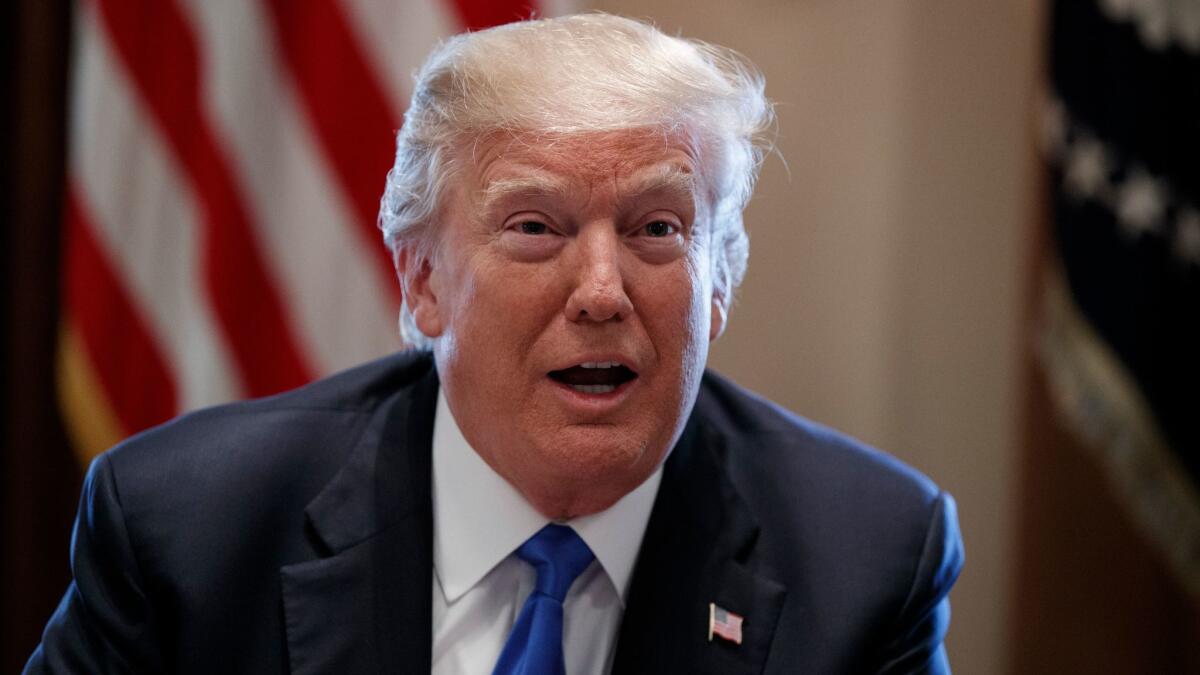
[564,228,633,323]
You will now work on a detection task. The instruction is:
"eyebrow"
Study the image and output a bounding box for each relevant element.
[619,164,698,203]
[477,175,572,213]
[475,163,700,213]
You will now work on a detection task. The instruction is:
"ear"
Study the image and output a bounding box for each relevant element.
[394,246,445,338]
[708,228,734,341]
[709,289,728,341]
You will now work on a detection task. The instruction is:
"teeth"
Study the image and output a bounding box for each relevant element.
[570,384,617,394]
[580,361,619,369]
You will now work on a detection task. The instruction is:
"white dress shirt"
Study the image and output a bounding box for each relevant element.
[430,390,663,675]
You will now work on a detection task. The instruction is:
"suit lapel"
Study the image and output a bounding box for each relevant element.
[276,358,786,673]
[280,363,439,675]
[613,417,787,675]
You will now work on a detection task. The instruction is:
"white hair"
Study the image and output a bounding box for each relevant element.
[379,12,774,348]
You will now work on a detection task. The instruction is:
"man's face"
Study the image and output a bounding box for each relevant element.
[404,130,724,518]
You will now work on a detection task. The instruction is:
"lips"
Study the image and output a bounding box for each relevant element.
[548,361,638,394]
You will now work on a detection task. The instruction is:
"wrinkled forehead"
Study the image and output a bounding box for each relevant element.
[458,129,719,207]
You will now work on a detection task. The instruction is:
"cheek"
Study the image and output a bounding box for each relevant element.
[638,256,713,361]
[451,258,564,346]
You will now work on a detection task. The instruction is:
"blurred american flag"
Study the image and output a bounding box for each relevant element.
[59,0,564,463]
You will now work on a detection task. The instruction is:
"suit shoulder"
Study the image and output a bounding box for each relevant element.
[694,370,963,663]
[187,349,434,422]
[109,351,431,456]
[696,369,942,508]
[100,351,434,512]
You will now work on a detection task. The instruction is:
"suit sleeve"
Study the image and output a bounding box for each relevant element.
[876,491,965,675]
[24,453,164,674]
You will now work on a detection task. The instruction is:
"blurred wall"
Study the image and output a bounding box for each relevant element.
[590,1,1041,674]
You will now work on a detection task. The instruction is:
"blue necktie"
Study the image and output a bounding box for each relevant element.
[492,524,595,675]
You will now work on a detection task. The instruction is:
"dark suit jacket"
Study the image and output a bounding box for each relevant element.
[27,351,963,674]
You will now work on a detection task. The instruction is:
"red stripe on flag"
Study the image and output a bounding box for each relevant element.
[449,0,539,31]
[64,186,178,435]
[93,0,314,397]
[261,0,401,303]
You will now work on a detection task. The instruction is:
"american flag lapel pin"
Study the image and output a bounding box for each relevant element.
[708,602,744,645]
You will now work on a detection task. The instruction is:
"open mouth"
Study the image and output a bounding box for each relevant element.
[547,361,638,394]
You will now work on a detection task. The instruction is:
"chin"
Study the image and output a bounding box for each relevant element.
[537,429,659,487]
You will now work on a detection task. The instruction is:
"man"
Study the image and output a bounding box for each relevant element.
[28,13,962,674]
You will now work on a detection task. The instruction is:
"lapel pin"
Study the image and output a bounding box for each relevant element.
[708,602,744,645]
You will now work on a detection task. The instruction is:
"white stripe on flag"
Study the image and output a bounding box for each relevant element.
[71,4,242,410]
[179,0,400,375]
[341,0,459,116]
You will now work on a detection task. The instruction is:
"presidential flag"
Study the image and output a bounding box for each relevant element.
[1038,0,1200,596]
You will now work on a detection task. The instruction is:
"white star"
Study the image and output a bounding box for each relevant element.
[1115,168,1167,238]
[1100,0,1135,20]
[1133,0,1172,50]
[1064,137,1110,200]
[1177,1,1200,52]
[1174,209,1200,265]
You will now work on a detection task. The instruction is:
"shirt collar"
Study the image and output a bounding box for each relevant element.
[432,388,662,607]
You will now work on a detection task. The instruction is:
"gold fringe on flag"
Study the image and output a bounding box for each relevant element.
[1039,265,1200,597]
[57,323,123,466]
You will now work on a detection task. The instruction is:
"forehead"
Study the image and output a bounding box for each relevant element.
[464,130,705,198]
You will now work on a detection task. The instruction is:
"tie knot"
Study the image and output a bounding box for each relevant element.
[516,524,595,602]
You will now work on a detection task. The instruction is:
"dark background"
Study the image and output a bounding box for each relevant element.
[3,1,82,670]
